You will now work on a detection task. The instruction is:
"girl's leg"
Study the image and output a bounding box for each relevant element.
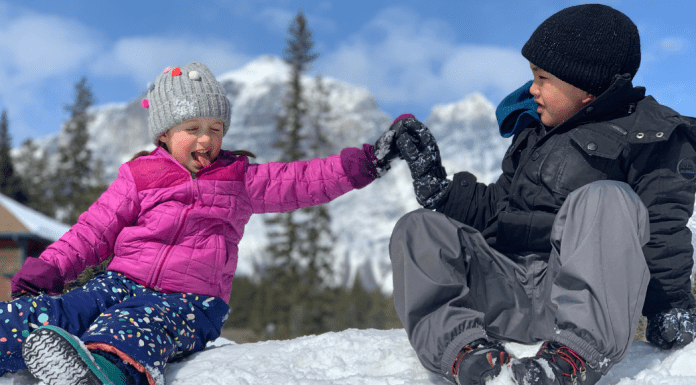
[0,271,138,376]
[81,292,229,385]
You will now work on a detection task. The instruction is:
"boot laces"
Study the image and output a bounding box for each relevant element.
[540,342,587,384]
[451,341,511,378]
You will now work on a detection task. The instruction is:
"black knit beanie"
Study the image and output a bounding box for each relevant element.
[522,4,641,96]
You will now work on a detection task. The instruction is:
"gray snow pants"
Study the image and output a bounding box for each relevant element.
[389,181,651,382]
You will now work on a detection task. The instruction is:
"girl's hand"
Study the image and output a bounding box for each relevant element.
[11,258,64,298]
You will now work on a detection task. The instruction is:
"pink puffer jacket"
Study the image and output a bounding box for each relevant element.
[38,146,378,302]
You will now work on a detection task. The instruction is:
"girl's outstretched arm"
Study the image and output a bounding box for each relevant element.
[244,144,379,214]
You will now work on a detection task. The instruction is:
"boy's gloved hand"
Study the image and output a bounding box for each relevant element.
[646,308,696,350]
[373,114,415,176]
[394,117,452,209]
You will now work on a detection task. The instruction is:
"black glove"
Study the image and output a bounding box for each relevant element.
[394,117,452,209]
[646,308,696,350]
[373,114,415,176]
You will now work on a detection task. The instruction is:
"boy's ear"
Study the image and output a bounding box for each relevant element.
[582,94,596,105]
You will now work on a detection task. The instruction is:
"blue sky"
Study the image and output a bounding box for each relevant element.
[1,0,695,146]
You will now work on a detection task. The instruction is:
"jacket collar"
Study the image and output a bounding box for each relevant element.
[496,74,648,138]
[554,74,645,131]
[149,147,239,177]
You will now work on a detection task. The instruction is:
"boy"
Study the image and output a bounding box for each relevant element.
[383,4,696,385]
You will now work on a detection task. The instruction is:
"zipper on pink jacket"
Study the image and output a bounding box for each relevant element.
[151,176,199,290]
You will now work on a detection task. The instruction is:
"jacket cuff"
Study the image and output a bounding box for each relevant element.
[340,144,378,189]
[393,114,415,125]
[438,172,478,219]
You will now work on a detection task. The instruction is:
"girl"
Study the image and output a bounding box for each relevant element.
[6,61,397,385]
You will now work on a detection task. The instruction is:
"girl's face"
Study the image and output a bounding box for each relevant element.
[158,117,224,174]
[529,63,595,128]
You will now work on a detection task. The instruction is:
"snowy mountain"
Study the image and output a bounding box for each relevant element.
[2,329,694,384]
[22,54,696,292]
[23,55,507,293]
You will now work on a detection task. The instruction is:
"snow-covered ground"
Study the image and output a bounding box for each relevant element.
[2,328,695,384]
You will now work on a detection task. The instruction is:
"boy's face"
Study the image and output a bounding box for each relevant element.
[158,117,224,174]
[529,63,595,128]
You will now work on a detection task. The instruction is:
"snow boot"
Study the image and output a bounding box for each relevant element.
[451,339,511,385]
[22,325,128,385]
[511,341,602,385]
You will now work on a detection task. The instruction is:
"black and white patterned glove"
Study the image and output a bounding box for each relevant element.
[373,114,415,176]
[394,117,452,209]
[646,308,696,350]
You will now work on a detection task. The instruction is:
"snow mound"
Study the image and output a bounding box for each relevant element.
[2,329,696,384]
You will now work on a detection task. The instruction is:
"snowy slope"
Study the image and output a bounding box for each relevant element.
[2,329,694,384]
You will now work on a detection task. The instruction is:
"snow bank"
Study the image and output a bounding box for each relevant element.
[2,328,695,384]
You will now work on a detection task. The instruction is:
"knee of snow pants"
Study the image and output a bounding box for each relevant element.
[81,293,229,385]
[548,180,650,374]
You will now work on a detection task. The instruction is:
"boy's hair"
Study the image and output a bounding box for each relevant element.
[522,4,640,96]
[142,62,231,145]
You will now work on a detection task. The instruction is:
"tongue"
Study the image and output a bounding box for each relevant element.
[193,152,211,169]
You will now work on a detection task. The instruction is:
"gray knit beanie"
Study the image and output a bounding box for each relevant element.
[522,4,641,96]
[142,62,231,144]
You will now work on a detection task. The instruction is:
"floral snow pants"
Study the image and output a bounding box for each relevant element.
[0,271,230,385]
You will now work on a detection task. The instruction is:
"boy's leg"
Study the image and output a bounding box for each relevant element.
[0,271,135,375]
[389,209,539,382]
[80,292,229,385]
[542,180,650,374]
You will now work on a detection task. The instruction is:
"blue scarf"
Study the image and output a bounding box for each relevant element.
[495,80,540,138]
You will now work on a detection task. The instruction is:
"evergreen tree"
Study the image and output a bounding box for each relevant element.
[263,11,336,338]
[0,110,27,203]
[15,139,55,217]
[54,77,108,224]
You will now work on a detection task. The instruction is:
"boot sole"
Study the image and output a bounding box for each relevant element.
[22,326,113,385]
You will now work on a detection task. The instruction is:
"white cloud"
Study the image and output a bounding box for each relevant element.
[0,13,101,86]
[0,12,103,140]
[91,36,252,89]
[660,36,688,53]
[0,8,252,143]
[318,7,529,108]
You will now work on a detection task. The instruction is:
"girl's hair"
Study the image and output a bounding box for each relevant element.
[130,146,256,162]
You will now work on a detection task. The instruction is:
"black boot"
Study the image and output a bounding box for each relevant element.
[511,341,603,385]
[451,339,511,385]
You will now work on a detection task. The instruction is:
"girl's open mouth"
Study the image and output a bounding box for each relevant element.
[192,150,212,169]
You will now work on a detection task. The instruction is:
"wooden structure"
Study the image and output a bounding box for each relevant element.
[0,194,69,301]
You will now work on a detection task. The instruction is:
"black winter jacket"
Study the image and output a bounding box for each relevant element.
[439,75,696,316]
